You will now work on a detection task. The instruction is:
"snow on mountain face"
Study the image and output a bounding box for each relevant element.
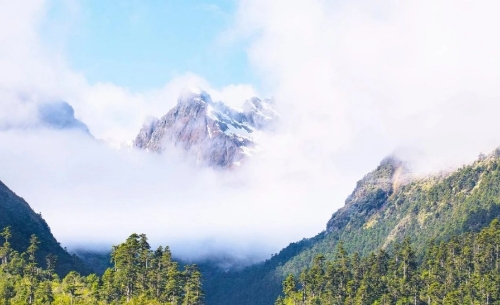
[133,90,278,168]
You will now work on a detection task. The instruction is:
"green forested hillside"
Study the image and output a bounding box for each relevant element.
[205,151,500,305]
[281,152,500,274]
[0,181,88,276]
[277,219,500,305]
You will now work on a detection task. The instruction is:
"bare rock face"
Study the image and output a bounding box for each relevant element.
[133,89,278,168]
[326,156,408,233]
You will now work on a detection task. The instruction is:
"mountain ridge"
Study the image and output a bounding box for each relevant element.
[0,180,90,276]
[203,149,500,305]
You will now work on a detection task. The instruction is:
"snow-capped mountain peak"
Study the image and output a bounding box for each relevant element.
[133,90,278,168]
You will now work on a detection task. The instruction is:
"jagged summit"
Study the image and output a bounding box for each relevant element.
[326,155,409,233]
[133,89,278,168]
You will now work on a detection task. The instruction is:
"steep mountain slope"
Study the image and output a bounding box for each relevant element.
[133,89,278,168]
[204,150,500,305]
[0,180,89,276]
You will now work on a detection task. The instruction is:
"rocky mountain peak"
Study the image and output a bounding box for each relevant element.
[133,90,278,168]
[326,156,409,233]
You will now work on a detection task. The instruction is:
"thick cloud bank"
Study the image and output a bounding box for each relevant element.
[233,0,500,173]
[0,128,341,263]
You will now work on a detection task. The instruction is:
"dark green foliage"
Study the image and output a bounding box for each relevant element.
[0,231,203,304]
[73,250,112,276]
[201,236,321,305]
[0,180,89,276]
[278,219,500,305]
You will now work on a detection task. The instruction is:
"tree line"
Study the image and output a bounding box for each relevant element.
[276,219,500,305]
[0,229,203,305]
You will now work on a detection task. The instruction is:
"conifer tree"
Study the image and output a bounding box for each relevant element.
[0,227,12,265]
[183,264,203,305]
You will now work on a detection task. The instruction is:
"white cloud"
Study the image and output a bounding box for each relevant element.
[0,128,338,263]
[232,0,500,173]
[207,83,259,110]
[68,73,210,145]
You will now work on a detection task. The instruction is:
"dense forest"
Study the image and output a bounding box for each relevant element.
[0,228,203,305]
[276,219,500,305]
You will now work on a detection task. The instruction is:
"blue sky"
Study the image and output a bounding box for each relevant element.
[41,0,254,92]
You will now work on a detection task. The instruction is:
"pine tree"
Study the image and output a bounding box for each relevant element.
[183,264,203,305]
[111,233,141,302]
[0,227,12,265]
